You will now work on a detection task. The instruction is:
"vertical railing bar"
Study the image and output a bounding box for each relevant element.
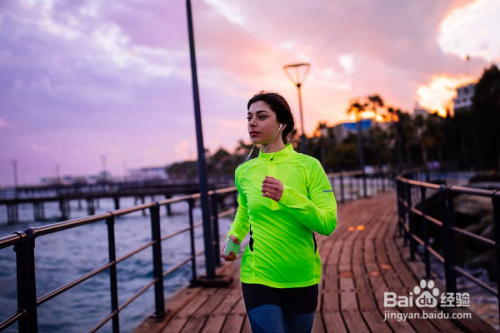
[421,186,430,278]
[150,203,166,317]
[407,182,415,260]
[25,228,38,333]
[106,214,119,333]
[397,180,403,238]
[13,232,29,333]
[446,188,457,294]
[211,192,221,266]
[340,173,345,204]
[403,181,409,247]
[188,198,198,284]
[491,191,500,321]
[349,176,353,201]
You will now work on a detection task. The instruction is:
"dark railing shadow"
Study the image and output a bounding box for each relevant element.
[396,169,500,321]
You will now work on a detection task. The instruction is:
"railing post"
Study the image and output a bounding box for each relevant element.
[420,186,430,278]
[106,214,119,333]
[331,177,335,197]
[396,180,403,238]
[25,228,38,333]
[382,172,386,192]
[149,203,166,317]
[349,176,353,200]
[441,186,457,295]
[406,182,416,260]
[13,231,29,333]
[491,191,500,321]
[211,192,221,266]
[188,198,198,284]
[340,173,345,204]
[403,181,409,247]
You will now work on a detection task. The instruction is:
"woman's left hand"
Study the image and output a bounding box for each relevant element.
[262,176,284,202]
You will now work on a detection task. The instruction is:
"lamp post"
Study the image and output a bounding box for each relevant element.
[56,164,60,184]
[186,0,216,281]
[11,160,18,189]
[101,155,107,183]
[284,63,310,154]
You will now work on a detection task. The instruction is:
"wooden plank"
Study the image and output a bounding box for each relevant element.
[200,283,242,333]
[136,191,494,333]
[384,221,465,333]
[134,287,205,333]
[220,296,246,333]
[322,290,347,333]
[340,291,370,333]
[161,288,217,333]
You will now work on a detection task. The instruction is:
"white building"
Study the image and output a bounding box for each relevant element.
[453,83,475,113]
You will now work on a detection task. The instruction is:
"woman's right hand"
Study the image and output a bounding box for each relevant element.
[220,235,240,261]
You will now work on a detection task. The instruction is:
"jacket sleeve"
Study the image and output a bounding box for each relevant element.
[226,169,250,242]
[278,159,337,236]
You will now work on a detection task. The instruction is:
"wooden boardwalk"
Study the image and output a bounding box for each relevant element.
[135,191,495,333]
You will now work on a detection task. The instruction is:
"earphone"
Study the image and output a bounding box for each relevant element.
[236,123,285,189]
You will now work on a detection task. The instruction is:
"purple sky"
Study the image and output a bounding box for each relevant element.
[1,0,499,185]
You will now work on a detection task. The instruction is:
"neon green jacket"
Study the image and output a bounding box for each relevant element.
[227,143,337,288]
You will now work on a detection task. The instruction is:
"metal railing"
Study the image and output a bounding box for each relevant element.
[0,188,238,333]
[396,170,500,320]
[0,170,394,333]
[327,170,394,203]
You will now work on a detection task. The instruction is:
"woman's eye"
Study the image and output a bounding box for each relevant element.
[258,116,266,119]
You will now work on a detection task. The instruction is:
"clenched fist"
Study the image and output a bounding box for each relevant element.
[262,176,284,202]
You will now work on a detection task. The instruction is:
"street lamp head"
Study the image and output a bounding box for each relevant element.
[283,63,310,86]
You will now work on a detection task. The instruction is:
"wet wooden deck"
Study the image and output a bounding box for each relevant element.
[134,191,496,333]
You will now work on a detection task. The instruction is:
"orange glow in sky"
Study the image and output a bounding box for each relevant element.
[416,75,474,117]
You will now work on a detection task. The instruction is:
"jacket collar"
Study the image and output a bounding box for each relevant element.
[258,143,295,163]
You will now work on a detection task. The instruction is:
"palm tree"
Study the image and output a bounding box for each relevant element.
[387,107,403,171]
[347,100,368,197]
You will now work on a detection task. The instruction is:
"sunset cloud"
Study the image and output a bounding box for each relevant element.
[416,75,475,116]
[0,0,498,184]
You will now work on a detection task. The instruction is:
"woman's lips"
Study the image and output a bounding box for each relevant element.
[250,132,260,137]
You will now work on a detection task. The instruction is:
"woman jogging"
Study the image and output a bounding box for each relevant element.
[221,91,338,333]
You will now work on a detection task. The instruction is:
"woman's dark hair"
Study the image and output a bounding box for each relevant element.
[247,91,295,143]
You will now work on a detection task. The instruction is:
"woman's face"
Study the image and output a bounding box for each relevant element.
[247,101,283,145]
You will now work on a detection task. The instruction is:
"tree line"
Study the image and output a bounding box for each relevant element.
[167,64,500,181]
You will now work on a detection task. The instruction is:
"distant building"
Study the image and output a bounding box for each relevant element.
[127,166,168,181]
[332,119,373,144]
[453,83,475,114]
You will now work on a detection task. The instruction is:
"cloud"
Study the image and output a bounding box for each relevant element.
[438,0,500,62]
[0,0,497,184]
